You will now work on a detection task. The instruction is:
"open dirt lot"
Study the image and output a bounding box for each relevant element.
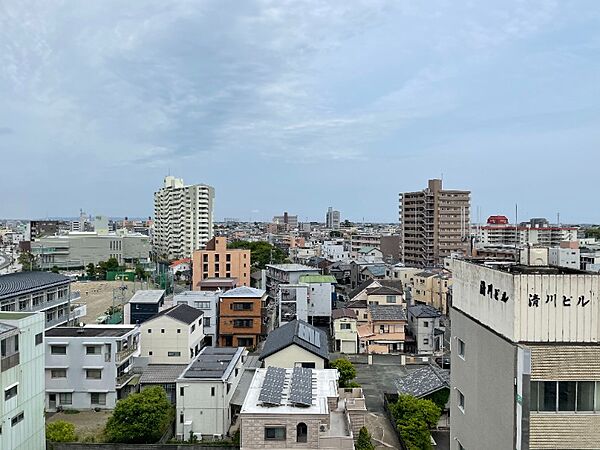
[47,410,112,442]
[73,280,139,323]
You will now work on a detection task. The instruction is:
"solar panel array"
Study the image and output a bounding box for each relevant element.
[258,367,287,405]
[298,322,321,348]
[289,367,313,407]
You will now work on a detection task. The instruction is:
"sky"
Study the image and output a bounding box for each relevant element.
[1,0,599,223]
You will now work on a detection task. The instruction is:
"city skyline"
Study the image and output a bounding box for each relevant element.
[1,1,600,223]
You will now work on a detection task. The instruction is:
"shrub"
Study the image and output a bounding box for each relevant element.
[330,358,357,388]
[389,394,441,450]
[46,420,77,442]
[355,426,375,450]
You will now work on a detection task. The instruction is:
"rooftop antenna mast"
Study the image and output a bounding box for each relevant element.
[515,203,519,250]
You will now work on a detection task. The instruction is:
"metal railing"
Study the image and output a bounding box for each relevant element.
[116,343,138,362]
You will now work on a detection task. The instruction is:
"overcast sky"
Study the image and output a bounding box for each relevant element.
[1,1,599,223]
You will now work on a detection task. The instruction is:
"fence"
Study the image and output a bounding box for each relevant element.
[47,445,238,450]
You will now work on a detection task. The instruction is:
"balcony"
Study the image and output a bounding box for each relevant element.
[69,303,87,322]
[116,366,142,388]
[1,353,20,372]
[116,343,139,362]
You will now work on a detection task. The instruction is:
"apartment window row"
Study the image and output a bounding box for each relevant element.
[233,319,253,328]
[11,411,24,427]
[231,302,253,311]
[530,381,600,413]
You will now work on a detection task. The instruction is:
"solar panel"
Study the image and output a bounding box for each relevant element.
[258,367,287,405]
[298,323,321,348]
[289,367,313,407]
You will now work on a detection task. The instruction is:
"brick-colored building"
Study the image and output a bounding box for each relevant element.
[218,286,266,348]
[192,237,251,290]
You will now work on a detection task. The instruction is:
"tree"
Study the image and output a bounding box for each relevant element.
[18,251,38,271]
[330,358,357,388]
[135,265,148,281]
[356,427,375,450]
[86,263,97,279]
[585,227,600,240]
[105,386,173,444]
[228,240,287,269]
[341,219,353,228]
[46,420,77,442]
[388,394,441,450]
[329,230,343,238]
[105,257,120,270]
[51,265,59,273]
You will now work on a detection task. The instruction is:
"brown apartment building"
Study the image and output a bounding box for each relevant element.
[399,179,470,267]
[218,286,266,348]
[192,237,251,290]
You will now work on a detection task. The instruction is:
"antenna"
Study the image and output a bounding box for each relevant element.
[515,203,518,249]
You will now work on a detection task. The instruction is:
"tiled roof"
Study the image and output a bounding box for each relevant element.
[395,364,450,398]
[219,286,266,298]
[366,286,403,296]
[369,304,407,321]
[408,304,442,318]
[332,308,357,320]
[147,303,203,325]
[259,320,329,361]
[0,271,70,300]
[140,364,188,384]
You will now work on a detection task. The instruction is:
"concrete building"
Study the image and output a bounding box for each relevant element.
[218,287,266,348]
[192,237,251,289]
[153,176,215,260]
[399,179,470,267]
[265,264,321,307]
[259,320,329,369]
[450,259,600,450]
[239,368,366,450]
[412,270,452,313]
[407,304,444,355]
[0,311,46,450]
[140,304,205,364]
[331,309,358,353]
[174,291,219,346]
[44,325,141,411]
[26,220,68,240]
[0,271,85,330]
[549,241,580,269]
[124,290,165,325]
[278,284,309,326]
[31,230,151,269]
[325,207,341,230]
[320,240,349,262]
[272,212,299,230]
[176,346,247,440]
[350,234,380,254]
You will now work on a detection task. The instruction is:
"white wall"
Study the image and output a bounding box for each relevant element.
[263,344,325,369]
[141,315,204,364]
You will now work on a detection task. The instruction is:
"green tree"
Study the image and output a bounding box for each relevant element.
[355,426,375,450]
[51,265,59,273]
[585,227,600,240]
[18,251,38,271]
[46,420,77,442]
[341,219,353,227]
[228,240,287,269]
[105,386,173,444]
[330,358,357,388]
[135,265,148,280]
[388,394,441,450]
[397,417,431,450]
[86,263,97,279]
[105,257,120,271]
[329,230,343,238]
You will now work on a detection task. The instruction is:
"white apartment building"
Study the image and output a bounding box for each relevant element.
[277,276,336,327]
[31,230,151,269]
[176,347,247,440]
[154,176,215,260]
[44,325,141,411]
[140,304,205,364]
[320,240,349,262]
[549,244,580,269]
[325,207,341,230]
[0,311,46,450]
[174,291,219,346]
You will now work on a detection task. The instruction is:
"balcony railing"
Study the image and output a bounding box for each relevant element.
[116,366,142,387]
[116,343,139,362]
[1,353,20,372]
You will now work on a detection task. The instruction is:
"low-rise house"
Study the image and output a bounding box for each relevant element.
[355,246,384,262]
[140,304,204,364]
[260,319,329,369]
[395,364,450,402]
[298,275,336,325]
[176,347,247,440]
[174,290,219,346]
[358,305,407,354]
[366,285,404,306]
[170,258,191,281]
[239,368,367,450]
[218,287,266,348]
[407,304,444,355]
[139,364,188,404]
[347,279,404,324]
[331,309,358,353]
[124,289,165,325]
[0,311,46,450]
[44,325,141,410]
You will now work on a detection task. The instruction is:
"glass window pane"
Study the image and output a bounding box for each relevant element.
[540,381,557,411]
[558,381,576,411]
[530,381,539,411]
[595,382,600,411]
[577,382,594,412]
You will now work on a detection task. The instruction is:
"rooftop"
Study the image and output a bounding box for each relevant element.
[219,286,266,298]
[128,289,165,304]
[298,274,337,284]
[266,263,321,272]
[45,325,137,338]
[198,277,238,287]
[181,346,245,380]
[146,304,203,325]
[366,286,403,296]
[139,364,188,384]
[0,271,71,300]
[395,364,450,398]
[332,308,357,320]
[260,319,329,361]
[358,246,379,254]
[369,304,407,321]
[408,304,442,318]
[0,322,17,336]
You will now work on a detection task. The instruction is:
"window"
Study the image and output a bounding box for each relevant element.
[540,381,557,411]
[457,338,465,359]
[559,381,576,411]
[203,254,208,262]
[59,393,72,405]
[91,393,106,405]
[51,345,66,355]
[232,302,253,311]
[340,323,351,330]
[204,317,211,327]
[578,382,595,411]
[11,412,24,427]
[168,352,181,357]
[149,351,153,356]
[233,319,253,328]
[211,387,215,396]
[86,345,101,355]
[51,369,67,378]
[179,413,184,424]
[147,329,152,333]
[423,338,429,345]
[177,329,181,334]
[35,333,43,345]
[161,329,165,334]
[265,426,286,441]
[457,389,465,412]
[296,422,308,443]
[5,385,17,401]
[86,369,102,379]
[226,254,231,262]
[423,321,429,327]
[531,380,599,413]
[386,295,396,304]
[180,387,185,396]
[191,324,196,333]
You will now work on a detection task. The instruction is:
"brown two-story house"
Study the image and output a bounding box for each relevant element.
[192,237,251,290]
[218,286,266,348]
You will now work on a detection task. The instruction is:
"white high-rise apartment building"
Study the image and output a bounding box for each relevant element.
[326,207,341,229]
[154,176,215,260]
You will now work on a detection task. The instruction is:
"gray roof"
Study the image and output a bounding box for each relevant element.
[129,290,165,304]
[0,271,70,300]
[366,286,403,296]
[219,286,266,298]
[45,326,136,337]
[395,364,450,398]
[332,308,357,320]
[259,320,329,361]
[363,265,387,277]
[266,264,320,272]
[182,347,245,380]
[408,304,442,318]
[139,364,188,384]
[230,369,255,406]
[0,322,17,336]
[147,304,203,325]
[369,304,407,321]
